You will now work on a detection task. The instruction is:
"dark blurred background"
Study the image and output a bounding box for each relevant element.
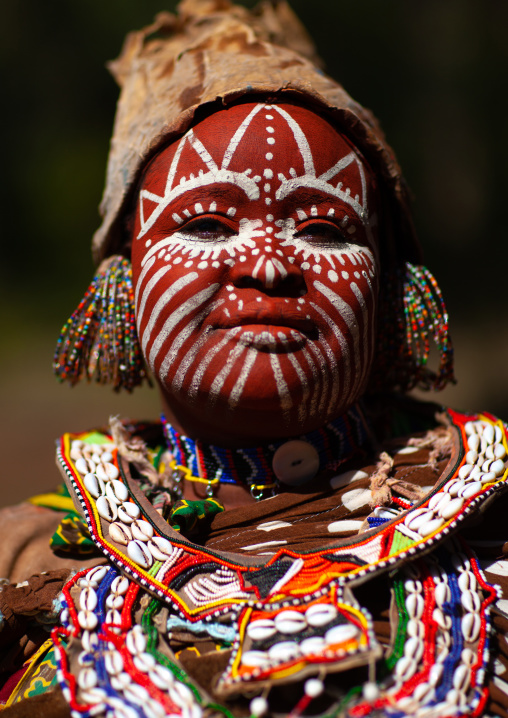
[1,0,507,506]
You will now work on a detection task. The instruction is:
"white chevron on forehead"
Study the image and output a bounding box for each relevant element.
[137,103,369,239]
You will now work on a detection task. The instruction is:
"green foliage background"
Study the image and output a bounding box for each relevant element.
[1,0,507,503]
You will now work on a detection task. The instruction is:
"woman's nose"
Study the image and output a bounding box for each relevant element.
[229,241,306,295]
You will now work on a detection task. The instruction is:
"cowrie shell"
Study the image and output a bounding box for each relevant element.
[453,664,471,692]
[105,594,124,610]
[105,651,124,676]
[458,464,474,480]
[394,656,417,681]
[84,473,105,498]
[79,587,98,612]
[404,578,422,594]
[418,516,444,537]
[406,619,424,639]
[406,593,424,619]
[149,665,175,690]
[461,590,481,613]
[71,439,84,450]
[106,479,129,505]
[274,610,307,634]
[241,650,270,667]
[127,539,153,569]
[111,576,130,595]
[448,479,465,497]
[109,522,132,545]
[428,492,447,511]
[429,662,444,686]
[404,508,428,529]
[268,641,302,661]
[434,582,451,607]
[461,647,475,665]
[126,627,147,655]
[461,612,481,642]
[300,636,326,655]
[96,495,118,522]
[118,502,141,523]
[133,653,157,673]
[147,536,174,561]
[458,570,476,592]
[172,682,195,707]
[413,681,434,704]
[103,462,120,480]
[464,421,477,436]
[80,687,107,705]
[78,667,98,690]
[77,609,98,631]
[75,457,90,475]
[440,496,464,520]
[324,623,359,646]
[131,519,154,542]
[432,608,451,630]
[491,459,506,477]
[105,609,122,626]
[465,450,478,465]
[467,434,480,452]
[459,481,482,499]
[247,619,276,642]
[404,636,424,662]
[305,603,338,627]
[101,451,113,463]
[81,630,99,652]
[483,425,495,445]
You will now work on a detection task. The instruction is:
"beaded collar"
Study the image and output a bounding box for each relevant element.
[162,403,373,499]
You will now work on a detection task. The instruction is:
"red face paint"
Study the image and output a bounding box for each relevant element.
[131,102,380,444]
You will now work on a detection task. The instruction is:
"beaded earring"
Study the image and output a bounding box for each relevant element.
[370,262,455,393]
[53,255,149,391]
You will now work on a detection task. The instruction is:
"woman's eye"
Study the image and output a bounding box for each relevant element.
[295,221,348,246]
[180,216,235,241]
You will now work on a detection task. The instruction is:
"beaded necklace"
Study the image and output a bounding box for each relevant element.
[162,403,373,499]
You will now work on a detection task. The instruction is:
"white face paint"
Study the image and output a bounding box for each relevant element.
[131,102,380,441]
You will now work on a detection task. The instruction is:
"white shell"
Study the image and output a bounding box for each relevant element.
[96,495,118,522]
[80,587,98,612]
[126,627,147,655]
[81,630,99,652]
[241,650,270,667]
[305,602,338,627]
[461,647,475,665]
[404,636,424,662]
[458,570,477,592]
[404,508,429,529]
[429,662,444,686]
[118,502,141,522]
[78,609,98,631]
[483,425,495,445]
[491,459,506,477]
[104,462,120,480]
[432,608,451,630]
[101,451,114,463]
[394,656,417,681]
[465,450,478,465]
[464,421,477,436]
[440,496,464,520]
[461,590,481,613]
[274,610,307,634]
[434,582,451,606]
[300,636,326,655]
[481,471,497,484]
[413,681,434,704]
[133,652,157,673]
[171,681,195,707]
[106,479,129,505]
[458,464,474,480]
[109,522,132,545]
[406,593,424,620]
[127,539,153,569]
[406,619,424,639]
[428,492,446,511]
[95,464,109,482]
[268,641,302,661]
[106,594,124,610]
[467,434,481,452]
[111,576,130,595]
[84,473,105,499]
[149,665,175,689]
[324,623,359,646]
[495,426,504,442]
[247,619,277,642]
[78,667,98,690]
[459,481,482,499]
[404,578,422,594]
[147,536,174,561]
[448,479,465,497]
[418,516,444,537]
[105,650,124,675]
[494,444,507,460]
[110,671,131,690]
[453,663,471,692]
[80,687,107,705]
[461,612,481,642]
[132,519,154,542]
[105,609,122,626]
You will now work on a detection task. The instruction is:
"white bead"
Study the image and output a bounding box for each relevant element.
[304,678,324,698]
[272,440,319,485]
[250,697,268,717]
[362,682,379,702]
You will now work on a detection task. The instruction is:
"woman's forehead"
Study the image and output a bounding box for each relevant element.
[138,102,377,232]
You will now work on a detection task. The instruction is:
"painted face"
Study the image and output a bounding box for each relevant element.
[131,102,380,441]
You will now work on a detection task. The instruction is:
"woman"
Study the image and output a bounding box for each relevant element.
[1,1,507,717]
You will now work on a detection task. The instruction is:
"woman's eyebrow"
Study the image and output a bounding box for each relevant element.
[280,190,341,212]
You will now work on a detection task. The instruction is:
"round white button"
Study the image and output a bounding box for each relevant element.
[272,440,320,485]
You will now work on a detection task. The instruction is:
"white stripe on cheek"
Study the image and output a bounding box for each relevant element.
[134,254,156,309]
[136,264,172,329]
[229,348,258,409]
[305,341,330,415]
[350,281,371,387]
[310,301,352,402]
[189,328,242,399]
[139,272,199,353]
[147,283,219,369]
[268,352,293,419]
[277,333,311,423]
[207,342,247,406]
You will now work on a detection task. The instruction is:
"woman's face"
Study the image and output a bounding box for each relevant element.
[130,102,380,443]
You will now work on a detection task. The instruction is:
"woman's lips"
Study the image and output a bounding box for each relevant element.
[212,301,316,336]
